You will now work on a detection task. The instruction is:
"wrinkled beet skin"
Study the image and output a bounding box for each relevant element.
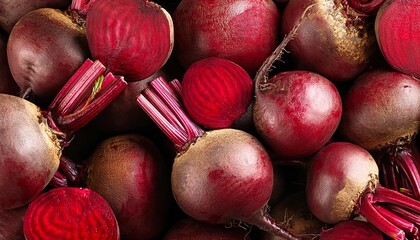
[306,142,379,224]
[7,8,90,103]
[0,33,19,95]
[86,0,173,82]
[164,217,251,240]
[280,0,378,82]
[86,134,170,240]
[254,71,342,159]
[0,94,60,210]
[0,0,71,33]
[173,0,281,76]
[172,129,273,224]
[339,69,420,151]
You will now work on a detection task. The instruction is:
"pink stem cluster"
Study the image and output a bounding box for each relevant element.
[377,145,420,199]
[136,77,204,152]
[359,185,420,240]
[44,58,127,143]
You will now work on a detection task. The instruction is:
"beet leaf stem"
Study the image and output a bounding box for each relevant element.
[359,191,405,240]
[48,58,127,138]
[136,77,204,152]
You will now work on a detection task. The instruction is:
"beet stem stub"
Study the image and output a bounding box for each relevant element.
[137,77,204,151]
[244,208,304,240]
[47,58,127,139]
[359,191,405,240]
[374,205,419,237]
[385,146,420,199]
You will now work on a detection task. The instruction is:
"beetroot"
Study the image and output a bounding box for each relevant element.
[253,70,342,159]
[0,0,71,33]
[375,0,420,78]
[7,7,90,103]
[85,134,170,240]
[23,187,119,239]
[280,0,380,82]
[82,0,174,81]
[164,217,251,240]
[306,142,420,239]
[0,94,61,210]
[339,69,420,198]
[137,77,300,239]
[253,13,342,160]
[0,58,126,210]
[181,57,253,129]
[172,0,281,75]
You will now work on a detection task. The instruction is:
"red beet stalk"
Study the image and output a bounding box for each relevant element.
[376,145,420,200]
[45,58,127,141]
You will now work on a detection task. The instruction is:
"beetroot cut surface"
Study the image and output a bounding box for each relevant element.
[375,0,420,78]
[23,187,119,240]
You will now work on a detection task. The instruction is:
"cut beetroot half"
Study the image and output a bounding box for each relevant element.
[23,187,119,240]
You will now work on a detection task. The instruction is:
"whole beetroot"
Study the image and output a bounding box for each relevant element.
[7,7,90,103]
[85,134,170,240]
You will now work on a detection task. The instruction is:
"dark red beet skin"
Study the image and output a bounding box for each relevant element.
[339,69,420,151]
[7,8,90,103]
[23,187,120,240]
[253,70,342,159]
[0,94,61,210]
[280,0,379,82]
[85,134,170,240]
[0,0,71,33]
[172,129,274,224]
[172,0,281,76]
[306,142,379,224]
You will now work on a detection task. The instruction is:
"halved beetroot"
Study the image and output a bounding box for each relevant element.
[23,187,119,240]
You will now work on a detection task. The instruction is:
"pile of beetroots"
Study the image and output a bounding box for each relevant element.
[1,0,420,239]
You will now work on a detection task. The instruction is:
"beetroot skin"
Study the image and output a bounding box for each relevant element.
[7,8,90,102]
[85,134,170,240]
[253,70,342,159]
